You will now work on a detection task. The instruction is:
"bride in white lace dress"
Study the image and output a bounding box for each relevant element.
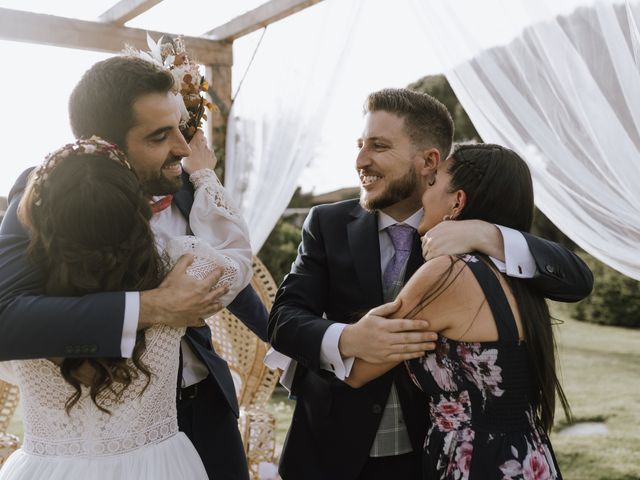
[0,138,252,480]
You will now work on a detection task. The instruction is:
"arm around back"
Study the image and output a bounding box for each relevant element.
[521,233,593,302]
[0,170,125,360]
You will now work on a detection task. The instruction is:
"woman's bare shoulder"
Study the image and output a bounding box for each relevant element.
[395,255,482,330]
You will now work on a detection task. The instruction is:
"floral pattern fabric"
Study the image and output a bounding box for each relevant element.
[406,257,562,480]
[408,336,561,480]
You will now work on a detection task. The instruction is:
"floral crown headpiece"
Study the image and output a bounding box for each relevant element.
[32,136,131,207]
[124,35,214,142]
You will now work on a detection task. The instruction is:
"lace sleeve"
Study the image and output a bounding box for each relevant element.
[188,169,253,296]
[0,361,17,385]
[165,236,242,307]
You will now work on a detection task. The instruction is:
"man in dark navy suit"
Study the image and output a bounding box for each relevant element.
[0,56,267,480]
[268,88,593,479]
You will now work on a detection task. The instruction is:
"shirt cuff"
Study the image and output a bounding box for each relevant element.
[493,225,537,278]
[264,348,298,392]
[320,323,355,380]
[121,292,139,358]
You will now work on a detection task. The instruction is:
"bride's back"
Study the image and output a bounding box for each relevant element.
[9,325,183,458]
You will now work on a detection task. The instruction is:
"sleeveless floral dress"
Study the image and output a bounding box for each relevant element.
[406,256,562,480]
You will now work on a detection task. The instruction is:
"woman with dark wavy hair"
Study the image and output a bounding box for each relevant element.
[347,144,570,480]
[0,137,249,479]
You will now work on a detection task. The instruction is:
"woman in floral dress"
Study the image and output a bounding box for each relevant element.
[347,144,571,479]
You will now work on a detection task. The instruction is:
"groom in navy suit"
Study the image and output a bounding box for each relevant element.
[0,56,267,480]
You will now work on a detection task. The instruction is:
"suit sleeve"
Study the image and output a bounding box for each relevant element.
[268,206,336,372]
[226,284,269,342]
[0,171,126,361]
[521,232,593,302]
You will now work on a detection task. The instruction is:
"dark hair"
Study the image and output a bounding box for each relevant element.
[364,88,454,160]
[69,56,174,148]
[447,143,534,231]
[410,143,570,433]
[19,154,165,413]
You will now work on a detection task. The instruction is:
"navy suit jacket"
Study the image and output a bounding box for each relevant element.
[0,168,268,417]
[268,199,593,480]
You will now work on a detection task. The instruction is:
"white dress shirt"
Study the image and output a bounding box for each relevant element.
[119,169,253,387]
[265,209,537,387]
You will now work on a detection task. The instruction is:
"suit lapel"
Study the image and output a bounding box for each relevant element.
[172,171,194,220]
[347,204,383,306]
[403,230,425,283]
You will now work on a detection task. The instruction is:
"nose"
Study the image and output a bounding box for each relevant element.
[172,132,192,158]
[355,145,370,171]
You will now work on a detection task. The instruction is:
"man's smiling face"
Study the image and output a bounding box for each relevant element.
[124,92,191,196]
[356,110,422,213]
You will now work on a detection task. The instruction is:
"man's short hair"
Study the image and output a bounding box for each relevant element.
[69,56,174,149]
[365,88,454,160]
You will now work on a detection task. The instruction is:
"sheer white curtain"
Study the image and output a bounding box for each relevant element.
[411,0,640,279]
[224,0,363,253]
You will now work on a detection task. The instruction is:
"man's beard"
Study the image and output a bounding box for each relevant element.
[139,159,183,196]
[360,165,419,212]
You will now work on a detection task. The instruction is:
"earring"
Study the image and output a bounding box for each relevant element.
[442,214,457,221]
[428,169,437,187]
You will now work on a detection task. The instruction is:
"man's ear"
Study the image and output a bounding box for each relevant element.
[451,190,467,219]
[418,148,441,177]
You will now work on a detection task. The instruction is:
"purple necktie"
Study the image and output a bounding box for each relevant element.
[382,224,416,299]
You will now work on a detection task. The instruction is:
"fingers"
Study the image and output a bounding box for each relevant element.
[387,351,429,362]
[203,266,225,288]
[170,254,195,276]
[421,235,431,260]
[204,283,229,303]
[189,129,205,145]
[392,330,438,344]
[368,299,402,317]
[385,318,430,333]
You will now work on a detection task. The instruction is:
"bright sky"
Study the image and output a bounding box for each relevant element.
[0,0,594,198]
[0,0,447,199]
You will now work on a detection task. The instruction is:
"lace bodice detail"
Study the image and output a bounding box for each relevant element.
[6,326,184,458]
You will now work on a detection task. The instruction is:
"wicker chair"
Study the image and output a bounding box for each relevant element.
[208,256,281,480]
[0,380,20,467]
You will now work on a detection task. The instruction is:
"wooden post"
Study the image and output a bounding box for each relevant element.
[205,43,233,180]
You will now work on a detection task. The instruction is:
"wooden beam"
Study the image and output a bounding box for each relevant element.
[99,0,164,26]
[206,64,232,177]
[203,0,324,41]
[0,7,232,65]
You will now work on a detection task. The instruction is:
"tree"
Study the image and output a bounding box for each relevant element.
[409,75,481,142]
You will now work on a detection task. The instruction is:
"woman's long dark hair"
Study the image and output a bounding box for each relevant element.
[411,143,571,433]
[19,154,165,413]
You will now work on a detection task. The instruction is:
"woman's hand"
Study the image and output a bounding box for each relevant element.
[181,130,217,174]
[422,220,504,261]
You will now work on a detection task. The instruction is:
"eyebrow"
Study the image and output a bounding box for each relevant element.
[358,135,393,143]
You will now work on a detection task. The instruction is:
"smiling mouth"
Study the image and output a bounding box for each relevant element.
[162,161,182,176]
[360,174,382,187]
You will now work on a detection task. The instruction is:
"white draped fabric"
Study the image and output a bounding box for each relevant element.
[411,0,640,279]
[224,0,364,252]
[225,0,640,279]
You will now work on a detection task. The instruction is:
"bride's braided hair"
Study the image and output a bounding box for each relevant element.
[19,138,165,414]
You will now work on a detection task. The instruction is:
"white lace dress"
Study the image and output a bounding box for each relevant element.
[0,326,206,480]
[0,168,253,480]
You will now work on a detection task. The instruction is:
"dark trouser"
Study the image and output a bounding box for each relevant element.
[177,377,249,480]
[356,451,422,480]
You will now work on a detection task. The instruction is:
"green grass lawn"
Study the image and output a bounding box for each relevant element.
[6,311,640,479]
[549,304,640,480]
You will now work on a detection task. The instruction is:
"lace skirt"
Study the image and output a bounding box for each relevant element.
[0,432,208,480]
